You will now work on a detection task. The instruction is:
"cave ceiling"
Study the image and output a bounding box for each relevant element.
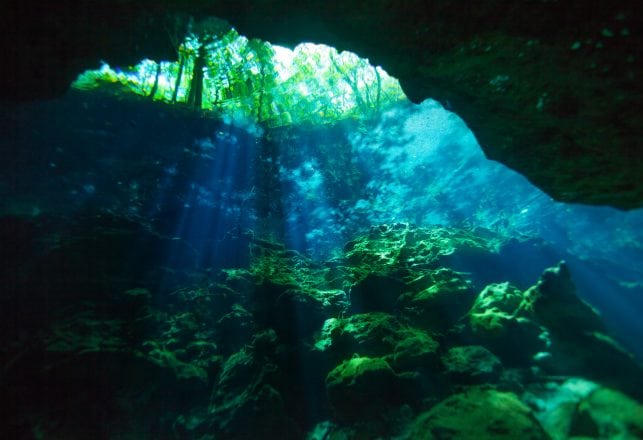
[1,0,641,209]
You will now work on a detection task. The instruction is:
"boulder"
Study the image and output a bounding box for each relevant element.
[398,268,475,333]
[392,331,440,374]
[572,387,643,439]
[408,387,550,439]
[325,356,420,422]
[527,262,643,400]
[314,313,440,373]
[209,330,301,439]
[441,345,503,385]
[314,313,403,359]
[467,282,548,366]
[525,378,643,440]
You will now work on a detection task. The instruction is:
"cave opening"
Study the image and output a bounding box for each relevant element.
[1,18,643,440]
[72,23,406,125]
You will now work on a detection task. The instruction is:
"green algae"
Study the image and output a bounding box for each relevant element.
[5,221,643,438]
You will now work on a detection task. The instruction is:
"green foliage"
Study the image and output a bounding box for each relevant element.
[72,28,406,126]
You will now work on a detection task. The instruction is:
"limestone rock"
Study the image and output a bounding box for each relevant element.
[408,387,550,439]
[573,387,643,439]
[526,378,643,440]
[392,331,440,374]
[467,282,548,366]
[527,262,604,335]
[314,313,440,374]
[527,262,643,400]
[441,345,503,385]
[326,356,420,422]
[315,313,405,359]
[398,268,475,333]
[345,224,498,274]
[209,330,300,439]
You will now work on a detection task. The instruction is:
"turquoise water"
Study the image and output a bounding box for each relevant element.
[2,92,641,355]
[1,90,642,438]
[278,98,643,358]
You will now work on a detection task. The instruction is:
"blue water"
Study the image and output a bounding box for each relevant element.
[273,99,643,358]
[2,94,641,359]
[282,100,643,262]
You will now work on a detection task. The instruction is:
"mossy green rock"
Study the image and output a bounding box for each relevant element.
[470,282,526,323]
[467,281,548,366]
[344,223,414,270]
[571,387,643,439]
[409,387,550,439]
[398,268,475,333]
[210,330,300,439]
[315,313,405,359]
[345,224,498,274]
[527,378,643,440]
[392,331,440,373]
[326,356,419,421]
[527,262,604,336]
[526,263,643,400]
[314,313,439,373]
[441,345,502,385]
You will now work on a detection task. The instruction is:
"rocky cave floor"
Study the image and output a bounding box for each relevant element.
[2,215,643,439]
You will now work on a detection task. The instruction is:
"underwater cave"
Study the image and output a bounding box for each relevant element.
[1,3,643,439]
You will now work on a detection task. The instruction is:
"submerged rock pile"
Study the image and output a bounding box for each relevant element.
[1,219,642,438]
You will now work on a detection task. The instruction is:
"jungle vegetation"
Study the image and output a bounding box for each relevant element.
[73,21,406,127]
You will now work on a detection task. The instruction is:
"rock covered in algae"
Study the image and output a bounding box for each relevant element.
[527,261,604,335]
[392,331,441,374]
[408,387,550,439]
[525,378,643,440]
[526,262,643,401]
[466,281,549,366]
[314,313,438,366]
[315,313,406,359]
[441,345,503,385]
[344,223,501,275]
[464,262,643,400]
[397,267,475,333]
[208,329,301,439]
[325,356,421,422]
[6,220,643,439]
[576,387,643,438]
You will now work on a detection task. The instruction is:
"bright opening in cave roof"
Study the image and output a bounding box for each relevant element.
[73,27,407,127]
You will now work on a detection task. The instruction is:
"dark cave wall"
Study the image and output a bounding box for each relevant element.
[1,0,642,208]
